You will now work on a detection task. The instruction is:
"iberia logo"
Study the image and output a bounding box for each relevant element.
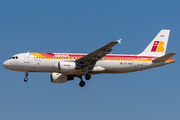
[151,41,165,52]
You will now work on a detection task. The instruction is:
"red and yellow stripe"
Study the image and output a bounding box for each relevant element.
[29,53,174,63]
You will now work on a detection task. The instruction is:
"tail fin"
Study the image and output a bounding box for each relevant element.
[139,30,170,57]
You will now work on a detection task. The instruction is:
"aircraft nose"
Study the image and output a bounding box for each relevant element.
[2,60,9,69]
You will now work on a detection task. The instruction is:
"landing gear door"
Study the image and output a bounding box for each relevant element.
[24,53,30,63]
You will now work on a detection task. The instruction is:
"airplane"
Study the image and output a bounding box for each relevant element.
[2,29,176,87]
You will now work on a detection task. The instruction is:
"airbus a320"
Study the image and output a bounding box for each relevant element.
[3,30,176,87]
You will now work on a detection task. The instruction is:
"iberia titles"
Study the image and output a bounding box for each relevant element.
[54,54,69,57]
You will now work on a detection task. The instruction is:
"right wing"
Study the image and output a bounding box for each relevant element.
[76,39,122,71]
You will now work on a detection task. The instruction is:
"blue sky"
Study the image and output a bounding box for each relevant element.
[0,0,179,120]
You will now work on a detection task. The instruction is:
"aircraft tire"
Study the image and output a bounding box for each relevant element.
[85,73,91,80]
[79,81,85,87]
[24,78,28,82]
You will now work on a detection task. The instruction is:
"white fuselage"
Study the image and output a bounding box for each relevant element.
[3,53,169,75]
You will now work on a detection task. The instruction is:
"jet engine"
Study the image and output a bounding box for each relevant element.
[51,73,74,83]
[53,62,79,72]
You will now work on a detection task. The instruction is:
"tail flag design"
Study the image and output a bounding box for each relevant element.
[151,41,165,52]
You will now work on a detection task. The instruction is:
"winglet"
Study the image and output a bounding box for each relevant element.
[117,38,122,43]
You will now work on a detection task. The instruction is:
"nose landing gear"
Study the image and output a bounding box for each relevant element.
[24,71,28,82]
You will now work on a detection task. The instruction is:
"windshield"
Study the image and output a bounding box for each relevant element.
[9,56,18,59]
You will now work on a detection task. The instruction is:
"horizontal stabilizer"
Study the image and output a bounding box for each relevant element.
[153,52,177,62]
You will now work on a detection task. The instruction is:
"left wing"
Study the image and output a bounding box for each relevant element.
[76,39,121,71]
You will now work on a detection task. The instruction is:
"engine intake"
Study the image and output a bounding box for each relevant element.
[51,73,74,83]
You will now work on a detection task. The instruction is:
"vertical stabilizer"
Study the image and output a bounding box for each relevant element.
[139,30,170,57]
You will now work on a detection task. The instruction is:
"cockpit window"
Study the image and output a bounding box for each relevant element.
[10,56,18,59]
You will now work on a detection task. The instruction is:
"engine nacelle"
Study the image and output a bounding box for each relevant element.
[53,62,77,72]
[51,73,74,83]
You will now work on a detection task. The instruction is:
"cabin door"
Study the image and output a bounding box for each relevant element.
[24,53,30,63]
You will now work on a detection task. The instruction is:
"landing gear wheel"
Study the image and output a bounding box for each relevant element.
[24,78,28,82]
[24,71,29,82]
[79,81,85,87]
[85,73,91,80]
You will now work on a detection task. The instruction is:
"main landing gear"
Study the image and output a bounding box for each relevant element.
[24,71,28,82]
[78,76,85,87]
[78,73,92,87]
[85,73,91,80]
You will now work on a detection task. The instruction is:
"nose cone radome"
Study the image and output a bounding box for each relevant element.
[2,60,9,69]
